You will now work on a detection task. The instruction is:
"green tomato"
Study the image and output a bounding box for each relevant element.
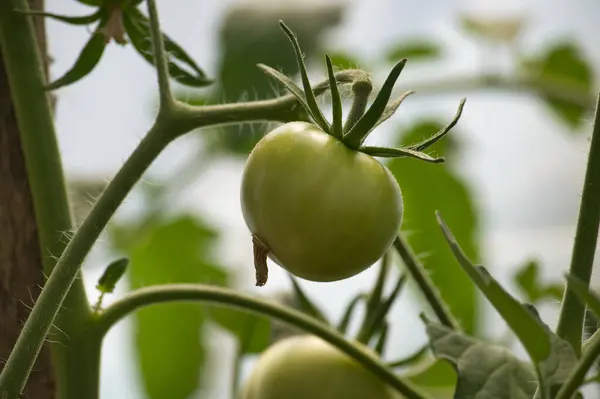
[240,335,400,399]
[240,122,403,282]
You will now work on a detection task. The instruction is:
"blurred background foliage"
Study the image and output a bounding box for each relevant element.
[58,0,598,398]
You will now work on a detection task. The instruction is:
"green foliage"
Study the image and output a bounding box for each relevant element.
[327,51,365,70]
[513,260,563,304]
[122,6,213,87]
[385,40,441,62]
[208,307,270,355]
[36,1,211,90]
[181,4,344,155]
[96,258,128,294]
[437,215,551,363]
[388,120,480,334]
[424,317,538,399]
[114,216,227,399]
[524,42,593,129]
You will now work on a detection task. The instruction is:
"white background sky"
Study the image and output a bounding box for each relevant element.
[41,0,600,397]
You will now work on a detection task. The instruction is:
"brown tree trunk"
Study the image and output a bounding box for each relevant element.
[0,1,57,398]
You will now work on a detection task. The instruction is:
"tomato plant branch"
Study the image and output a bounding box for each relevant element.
[146,0,174,112]
[94,284,433,399]
[0,0,94,397]
[556,93,600,355]
[0,69,366,399]
[393,234,461,331]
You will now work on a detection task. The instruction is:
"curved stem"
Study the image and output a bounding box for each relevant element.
[393,234,461,331]
[0,123,171,399]
[94,284,432,399]
[556,93,600,355]
[0,72,364,399]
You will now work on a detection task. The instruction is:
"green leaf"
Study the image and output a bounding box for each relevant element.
[45,31,106,90]
[407,99,466,152]
[514,260,563,303]
[373,90,415,129]
[386,40,441,62]
[120,216,228,399]
[122,7,212,87]
[436,213,551,364]
[16,9,102,25]
[208,307,270,354]
[459,15,525,44]
[526,42,593,129]
[388,120,479,334]
[423,317,538,399]
[188,7,343,156]
[96,257,128,294]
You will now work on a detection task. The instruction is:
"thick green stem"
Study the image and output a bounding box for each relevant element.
[556,93,600,355]
[0,1,93,397]
[95,284,432,399]
[393,234,461,331]
[343,76,373,134]
[0,122,171,399]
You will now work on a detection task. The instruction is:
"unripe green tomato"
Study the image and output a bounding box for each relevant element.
[240,335,400,399]
[240,122,403,282]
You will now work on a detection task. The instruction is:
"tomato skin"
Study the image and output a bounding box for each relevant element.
[240,122,403,282]
[240,335,399,399]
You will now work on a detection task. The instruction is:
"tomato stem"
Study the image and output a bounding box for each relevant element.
[343,76,373,137]
[556,92,600,355]
[393,235,461,331]
[95,284,434,399]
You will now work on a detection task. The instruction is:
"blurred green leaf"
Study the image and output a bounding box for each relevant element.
[327,51,364,69]
[385,40,441,62]
[118,216,227,399]
[122,6,213,87]
[208,307,270,354]
[423,317,538,399]
[192,3,344,155]
[288,275,329,324]
[459,14,525,44]
[46,30,106,90]
[525,42,593,129]
[514,260,563,304]
[387,119,480,334]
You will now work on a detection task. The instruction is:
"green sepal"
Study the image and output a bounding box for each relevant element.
[406,98,466,151]
[279,21,331,134]
[325,55,343,139]
[343,59,407,148]
[360,146,444,163]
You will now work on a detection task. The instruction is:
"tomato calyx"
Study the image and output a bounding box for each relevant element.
[262,20,466,164]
